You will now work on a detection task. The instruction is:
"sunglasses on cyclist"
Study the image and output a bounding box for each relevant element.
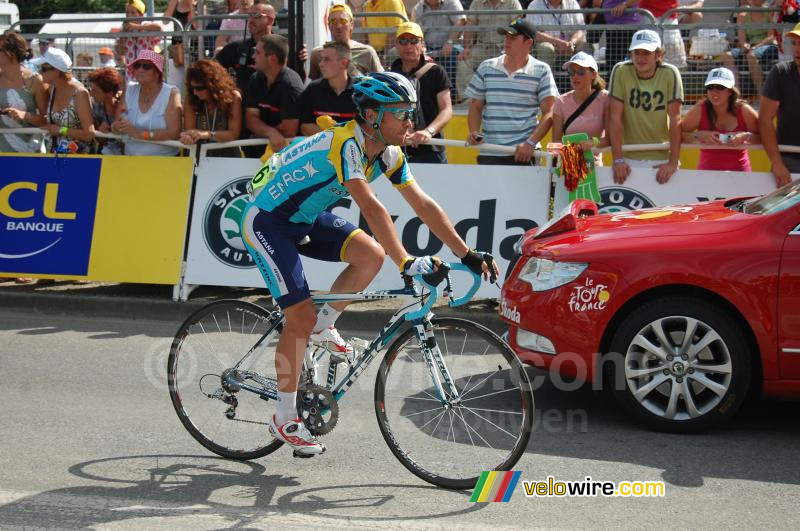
[380,106,415,121]
[133,62,155,71]
[397,37,421,46]
[706,84,728,91]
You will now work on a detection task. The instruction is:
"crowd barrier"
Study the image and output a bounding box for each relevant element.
[0,133,791,301]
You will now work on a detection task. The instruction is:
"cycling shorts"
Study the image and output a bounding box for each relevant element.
[240,203,362,309]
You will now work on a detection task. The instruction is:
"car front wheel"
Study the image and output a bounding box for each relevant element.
[609,296,752,433]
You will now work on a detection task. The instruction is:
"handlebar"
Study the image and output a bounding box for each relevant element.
[403,262,482,321]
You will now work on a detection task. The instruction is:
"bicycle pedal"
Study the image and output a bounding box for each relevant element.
[292,450,316,459]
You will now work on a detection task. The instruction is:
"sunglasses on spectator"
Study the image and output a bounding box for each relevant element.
[706,84,728,91]
[39,64,55,72]
[328,18,350,26]
[249,12,274,19]
[380,106,415,121]
[190,84,208,92]
[397,37,421,46]
[133,62,155,70]
[568,67,590,77]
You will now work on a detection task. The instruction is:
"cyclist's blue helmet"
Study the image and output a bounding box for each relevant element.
[352,72,417,112]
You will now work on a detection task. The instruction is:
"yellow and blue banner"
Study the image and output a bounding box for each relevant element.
[470,471,522,502]
[0,154,193,284]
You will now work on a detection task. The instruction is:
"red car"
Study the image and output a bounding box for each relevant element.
[500,182,800,432]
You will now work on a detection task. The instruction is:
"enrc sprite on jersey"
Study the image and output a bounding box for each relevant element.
[240,72,498,456]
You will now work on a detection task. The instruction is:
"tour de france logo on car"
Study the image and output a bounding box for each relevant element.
[0,157,100,276]
[568,278,610,312]
[597,187,655,214]
[202,177,256,268]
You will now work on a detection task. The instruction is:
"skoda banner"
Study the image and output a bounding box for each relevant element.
[182,158,552,299]
[553,166,777,213]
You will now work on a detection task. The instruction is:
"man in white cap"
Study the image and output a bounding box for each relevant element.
[608,29,683,184]
[759,22,800,186]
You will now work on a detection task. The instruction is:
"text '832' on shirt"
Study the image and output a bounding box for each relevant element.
[608,61,683,160]
[251,120,414,224]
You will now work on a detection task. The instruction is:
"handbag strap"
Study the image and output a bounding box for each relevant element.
[563,89,600,133]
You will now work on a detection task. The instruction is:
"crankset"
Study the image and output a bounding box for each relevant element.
[296,384,339,436]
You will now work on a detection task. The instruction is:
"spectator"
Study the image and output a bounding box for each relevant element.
[98,47,116,68]
[722,0,779,98]
[608,30,683,184]
[601,0,640,72]
[244,35,303,155]
[181,59,243,157]
[390,21,453,163]
[117,0,164,68]
[410,0,466,102]
[525,0,592,73]
[299,41,357,136]
[0,31,47,154]
[309,3,383,80]
[87,67,124,155]
[638,0,686,69]
[456,0,523,102]
[75,53,93,68]
[112,50,182,156]
[676,0,703,26]
[363,0,408,55]
[551,51,610,166]
[37,49,94,154]
[216,2,278,92]
[759,22,800,186]
[680,67,760,171]
[465,19,558,165]
[214,0,254,54]
[164,0,196,67]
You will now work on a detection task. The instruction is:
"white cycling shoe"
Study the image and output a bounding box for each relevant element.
[309,326,354,358]
[268,415,326,456]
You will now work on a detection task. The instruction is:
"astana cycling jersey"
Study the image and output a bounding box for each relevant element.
[250,120,415,224]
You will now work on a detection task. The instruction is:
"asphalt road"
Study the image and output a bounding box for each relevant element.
[0,309,798,529]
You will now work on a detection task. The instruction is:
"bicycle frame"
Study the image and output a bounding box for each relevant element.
[220,263,481,407]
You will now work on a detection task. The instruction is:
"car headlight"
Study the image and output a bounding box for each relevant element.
[518,258,588,291]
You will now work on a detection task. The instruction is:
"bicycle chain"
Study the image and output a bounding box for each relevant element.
[296,384,339,436]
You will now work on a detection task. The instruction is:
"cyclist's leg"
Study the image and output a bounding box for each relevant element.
[240,205,326,454]
[301,212,384,334]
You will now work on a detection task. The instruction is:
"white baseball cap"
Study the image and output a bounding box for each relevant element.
[704,67,736,89]
[562,51,598,72]
[41,47,72,72]
[629,30,661,52]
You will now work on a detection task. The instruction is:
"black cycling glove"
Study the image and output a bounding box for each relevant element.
[461,250,497,283]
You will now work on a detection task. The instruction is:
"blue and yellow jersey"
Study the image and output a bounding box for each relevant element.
[250,120,415,224]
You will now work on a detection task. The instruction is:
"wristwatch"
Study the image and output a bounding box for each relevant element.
[425,126,436,136]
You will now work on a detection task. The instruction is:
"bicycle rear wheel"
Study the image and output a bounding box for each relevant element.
[168,300,283,460]
[374,317,534,490]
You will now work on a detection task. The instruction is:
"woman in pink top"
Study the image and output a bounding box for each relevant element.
[680,67,760,172]
[552,51,610,166]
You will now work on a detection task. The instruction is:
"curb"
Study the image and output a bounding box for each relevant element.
[0,284,507,335]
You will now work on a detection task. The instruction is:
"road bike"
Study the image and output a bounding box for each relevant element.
[167,263,534,489]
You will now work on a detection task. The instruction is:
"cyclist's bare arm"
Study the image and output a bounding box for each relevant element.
[399,182,469,258]
[344,179,409,267]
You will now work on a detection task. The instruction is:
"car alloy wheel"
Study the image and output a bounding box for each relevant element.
[610,296,751,433]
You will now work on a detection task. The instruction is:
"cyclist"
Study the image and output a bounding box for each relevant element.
[240,72,497,456]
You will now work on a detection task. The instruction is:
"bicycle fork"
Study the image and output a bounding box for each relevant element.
[414,320,461,407]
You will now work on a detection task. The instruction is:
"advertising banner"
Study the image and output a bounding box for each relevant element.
[553,166,778,214]
[183,159,552,299]
[0,154,193,284]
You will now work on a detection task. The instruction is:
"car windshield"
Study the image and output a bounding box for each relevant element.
[743,180,800,215]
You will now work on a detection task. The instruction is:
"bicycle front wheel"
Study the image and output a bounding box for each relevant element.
[374,317,533,489]
[168,300,283,460]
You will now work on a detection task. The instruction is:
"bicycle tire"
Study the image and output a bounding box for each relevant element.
[374,317,534,489]
[168,299,284,460]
